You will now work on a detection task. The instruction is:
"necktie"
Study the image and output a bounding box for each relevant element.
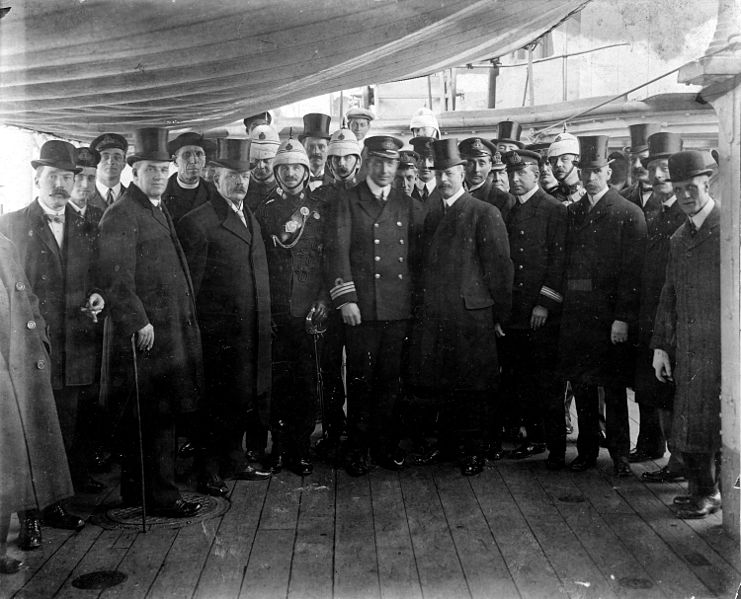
[45,214,65,224]
[106,188,114,206]
[688,220,697,236]
[441,198,448,214]
[422,187,429,202]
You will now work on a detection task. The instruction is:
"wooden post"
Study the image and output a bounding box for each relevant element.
[678,0,741,540]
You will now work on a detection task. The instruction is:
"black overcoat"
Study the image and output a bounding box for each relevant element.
[469,179,516,221]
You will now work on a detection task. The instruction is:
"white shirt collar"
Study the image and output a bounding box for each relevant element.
[68,201,86,216]
[517,186,539,204]
[37,198,65,217]
[466,180,485,193]
[96,180,122,198]
[588,186,610,207]
[443,186,465,207]
[366,177,391,200]
[662,195,677,208]
[176,177,200,190]
[690,198,714,230]
[222,194,243,214]
[425,178,437,193]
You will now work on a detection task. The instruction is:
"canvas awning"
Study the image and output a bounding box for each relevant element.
[0,0,589,140]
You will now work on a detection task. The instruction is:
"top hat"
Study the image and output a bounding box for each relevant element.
[641,132,683,166]
[577,135,611,169]
[90,132,128,154]
[409,136,435,159]
[398,150,419,169]
[491,120,524,148]
[432,138,466,170]
[667,150,715,182]
[31,140,81,173]
[459,137,498,159]
[167,131,217,157]
[75,146,100,168]
[346,107,375,122]
[299,113,332,141]
[503,149,541,172]
[328,128,361,157]
[243,112,272,130]
[365,135,403,159]
[127,127,171,166]
[626,123,661,154]
[213,138,251,171]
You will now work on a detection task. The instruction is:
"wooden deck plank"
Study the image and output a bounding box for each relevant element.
[471,467,566,599]
[258,474,302,531]
[369,472,422,599]
[193,480,269,599]
[333,471,380,599]
[400,469,472,599]
[433,466,520,599]
[288,463,335,599]
[238,529,295,599]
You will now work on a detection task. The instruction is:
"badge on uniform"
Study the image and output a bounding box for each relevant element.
[274,205,315,249]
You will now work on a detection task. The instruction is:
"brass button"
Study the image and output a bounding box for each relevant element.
[375,256,381,261]
[518,264,523,270]
[519,247,524,253]
[398,274,403,279]
[41,274,48,281]
[374,223,380,228]
[396,221,403,227]
[374,239,380,245]
[374,273,381,279]
[15,281,25,291]
[26,320,36,330]
[398,257,404,262]
[399,239,405,245]
[36,359,46,369]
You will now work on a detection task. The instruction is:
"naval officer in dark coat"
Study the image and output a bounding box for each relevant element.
[410,138,513,476]
[459,137,516,221]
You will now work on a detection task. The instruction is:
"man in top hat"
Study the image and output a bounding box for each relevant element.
[243,112,272,136]
[325,135,424,476]
[300,113,333,192]
[631,132,686,471]
[254,137,329,477]
[459,137,516,221]
[346,107,374,143]
[97,127,203,518]
[409,107,440,139]
[409,136,440,206]
[0,140,107,546]
[491,120,525,153]
[621,123,661,211]
[69,147,105,225]
[499,149,568,468]
[547,132,584,205]
[410,138,513,476]
[652,150,720,519]
[558,135,646,477]
[176,139,272,495]
[395,150,419,196]
[89,132,129,212]
[163,131,217,224]
[245,124,281,212]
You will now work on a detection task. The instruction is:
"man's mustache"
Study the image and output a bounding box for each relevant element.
[51,187,70,197]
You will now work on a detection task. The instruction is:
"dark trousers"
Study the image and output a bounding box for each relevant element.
[271,314,317,459]
[499,325,566,458]
[54,386,97,486]
[682,452,719,497]
[320,311,347,438]
[659,408,685,473]
[635,403,666,456]
[438,390,493,457]
[572,383,629,461]
[344,319,408,457]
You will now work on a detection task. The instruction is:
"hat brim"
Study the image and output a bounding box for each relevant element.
[367,150,400,160]
[127,152,171,166]
[492,139,525,149]
[666,167,714,182]
[640,153,672,168]
[31,159,82,174]
[212,159,251,172]
[627,144,649,154]
[299,132,331,141]
[433,159,466,170]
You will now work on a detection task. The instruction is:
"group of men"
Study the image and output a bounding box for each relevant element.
[0,106,722,557]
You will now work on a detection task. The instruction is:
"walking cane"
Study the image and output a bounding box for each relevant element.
[305,307,328,444]
[130,335,148,533]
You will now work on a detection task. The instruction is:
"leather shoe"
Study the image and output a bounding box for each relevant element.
[628,447,665,463]
[177,441,197,458]
[286,457,314,477]
[486,446,504,461]
[234,465,271,481]
[42,503,84,531]
[569,456,596,472]
[675,494,721,519]
[76,476,106,494]
[509,442,547,460]
[673,495,696,506]
[268,453,284,474]
[613,458,632,477]
[18,514,42,551]
[0,556,23,574]
[460,455,485,476]
[375,449,406,471]
[244,449,263,464]
[545,455,566,471]
[198,474,229,497]
[641,466,686,483]
[345,453,369,477]
[151,498,202,518]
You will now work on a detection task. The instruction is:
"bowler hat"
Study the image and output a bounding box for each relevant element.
[626,123,660,154]
[90,132,128,154]
[491,121,524,149]
[641,132,683,167]
[667,150,714,182]
[346,107,375,122]
[31,140,81,173]
[577,135,611,169]
[127,127,171,166]
[75,146,100,168]
[299,113,332,141]
[459,137,497,159]
[213,138,251,171]
[167,131,217,157]
[432,138,466,170]
[503,149,541,172]
[409,136,435,159]
[365,135,403,159]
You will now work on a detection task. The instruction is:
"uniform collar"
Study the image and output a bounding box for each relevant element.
[517,186,539,204]
[366,177,391,200]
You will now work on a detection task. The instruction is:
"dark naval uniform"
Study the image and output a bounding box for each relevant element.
[254,187,328,464]
[163,174,215,224]
[501,186,567,462]
[326,180,423,463]
[468,179,516,221]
